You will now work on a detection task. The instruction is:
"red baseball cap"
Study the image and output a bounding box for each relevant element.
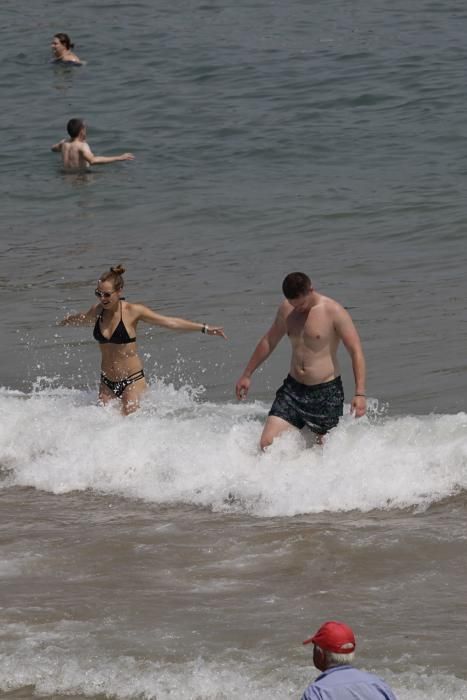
[302,621,356,653]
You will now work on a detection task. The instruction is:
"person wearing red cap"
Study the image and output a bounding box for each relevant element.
[300,621,397,700]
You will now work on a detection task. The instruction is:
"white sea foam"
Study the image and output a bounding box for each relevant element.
[0,651,288,699]
[0,622,289,699]
[1,381,467,517]
[0,623,466,699]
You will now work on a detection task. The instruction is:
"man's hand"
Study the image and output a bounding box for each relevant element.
[51,139,66,152]
[351,395,366,417]
[236,375,251,400]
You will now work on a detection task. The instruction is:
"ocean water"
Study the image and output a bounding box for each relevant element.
[2,0,467,698]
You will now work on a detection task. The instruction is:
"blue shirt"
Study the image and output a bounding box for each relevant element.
[301,665,397,700]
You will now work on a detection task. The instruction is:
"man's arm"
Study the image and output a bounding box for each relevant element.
[334,305,366,417]
[51,139,65,152]
[235,304,287,400]
[80,142,135,165]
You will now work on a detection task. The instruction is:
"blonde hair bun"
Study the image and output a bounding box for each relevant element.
[99,265,126,290]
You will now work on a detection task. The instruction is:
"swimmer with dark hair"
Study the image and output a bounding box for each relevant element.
[51,33,82,65]
[51,119,135,170]
[59,265,227,414]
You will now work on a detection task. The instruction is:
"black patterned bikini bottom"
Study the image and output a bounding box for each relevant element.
[100,369,145,399]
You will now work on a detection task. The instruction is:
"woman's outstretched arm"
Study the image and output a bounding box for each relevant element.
[133,304,227,339]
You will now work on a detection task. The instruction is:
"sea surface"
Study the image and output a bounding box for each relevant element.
[2,0,467,698]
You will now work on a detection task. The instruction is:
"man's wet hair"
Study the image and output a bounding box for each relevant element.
[67,118,85,139]
[282,272,312,299]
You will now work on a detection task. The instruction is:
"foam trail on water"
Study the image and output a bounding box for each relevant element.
[1,382,467,516]
[1,622,466,699]
[0,642,286,698]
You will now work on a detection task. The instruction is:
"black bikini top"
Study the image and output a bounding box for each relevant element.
[93,302,136,345]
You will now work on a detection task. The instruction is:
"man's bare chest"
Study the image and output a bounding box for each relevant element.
[286,312,334,348]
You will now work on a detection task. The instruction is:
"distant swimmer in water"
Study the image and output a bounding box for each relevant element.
[59,265,227,415]
[235,272,366,449]
[51,119,135,171]
[51,33,82,65]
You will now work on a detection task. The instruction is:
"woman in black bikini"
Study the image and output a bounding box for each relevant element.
[60,265,226,414]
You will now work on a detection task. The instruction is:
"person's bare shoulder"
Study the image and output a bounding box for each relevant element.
[125,301,154,323]
[321,294,345,314]
[323,297,358,337]
[278,298,294,319]
[75,140,94,165]
[270,299,294,334]
[122,300,141,316]
[317,296,352,330]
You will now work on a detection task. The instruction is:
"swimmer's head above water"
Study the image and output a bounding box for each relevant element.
[66,118,86,140]
[282,272,313,300]
[282,272,315,314]
[52,33,82,64]
[53,33,74,52]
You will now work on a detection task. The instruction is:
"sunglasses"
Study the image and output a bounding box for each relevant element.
[95,289,116,299]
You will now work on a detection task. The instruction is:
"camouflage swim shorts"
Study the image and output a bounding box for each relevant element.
[268,375,344,435]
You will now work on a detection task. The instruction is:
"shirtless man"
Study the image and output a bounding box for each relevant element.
[51,119,134,170]
[235,272,366,449]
